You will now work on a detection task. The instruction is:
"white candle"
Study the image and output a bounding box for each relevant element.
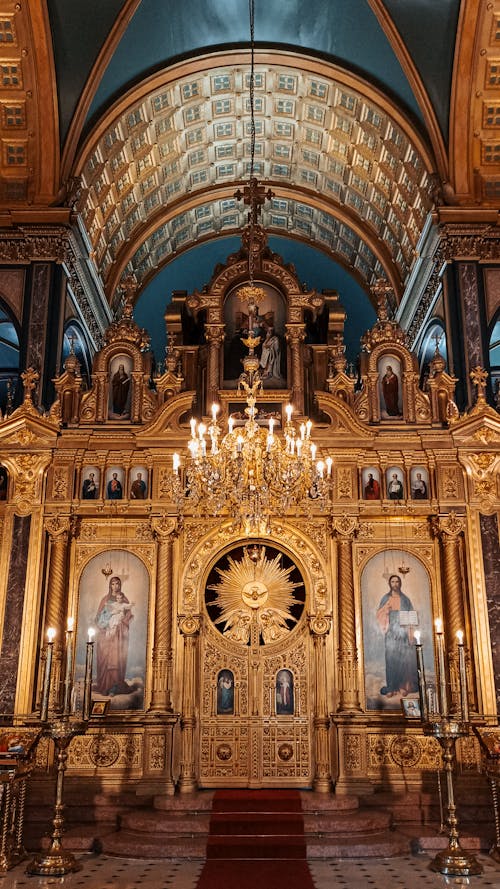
[198,423,206,439]
[296,439,302,457]
[285,404,293,423]
[228,416,234,434]
[40,628,56,722]
[172,453,180,473]
[190,417,196,438]
[63,617,74,715]
[435,618,448,717]
[300,423,306,441]
[237,435,244,453]
[211,403,218,423]
[269,417,274,435]
[83,627,95,721]
[317,460,324,478]
[414,632,428,721]
[306,420,312,438]
[311,443,317,461]
[456,630,469,722]
[326,457,333,477]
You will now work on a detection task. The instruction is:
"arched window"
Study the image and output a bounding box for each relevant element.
[62,321,92,389]
[418,321,447,389]
[0,300,20,415]
[488,311,500,405]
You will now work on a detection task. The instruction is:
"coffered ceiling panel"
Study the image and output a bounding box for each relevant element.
[77,55,435,302]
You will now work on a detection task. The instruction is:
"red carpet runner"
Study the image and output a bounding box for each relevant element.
[196,790,315,889]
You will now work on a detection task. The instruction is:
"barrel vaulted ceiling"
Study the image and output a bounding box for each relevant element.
[0,0,497,321]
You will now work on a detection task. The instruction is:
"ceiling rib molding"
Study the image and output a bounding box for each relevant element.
[105,184,401,303]
[61,0,141,185]
[448,0,481,201]
[29,0,60,201]
[366,0,447,181]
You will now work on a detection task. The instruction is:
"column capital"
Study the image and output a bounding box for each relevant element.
[178,614,201,637]
[285,325,306,347]
[432,511,465,540]
[44,513,72,541]
[152,516,178,540]
[308,611,331,637]
[204,324,225,347]
[331,514,359,539]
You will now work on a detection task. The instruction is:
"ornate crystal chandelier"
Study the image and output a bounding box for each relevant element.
[171,394,333,532]
[168,0,333,532]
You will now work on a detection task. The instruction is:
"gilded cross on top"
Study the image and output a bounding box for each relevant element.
[470,366,488,403]
[21,366,39,400]
[234,177,274,225]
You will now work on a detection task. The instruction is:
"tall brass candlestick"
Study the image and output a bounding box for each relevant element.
[40,628,56,722]
[62,617,74,716]
[414,631,428,721]
[456,630,469,722]
[82,628,95,720]
[435,618,448,716]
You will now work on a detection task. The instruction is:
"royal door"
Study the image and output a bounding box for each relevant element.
[197,542,316,788]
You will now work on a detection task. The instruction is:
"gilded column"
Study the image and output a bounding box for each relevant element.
[43,515,72,712]
[434,512,468,713]
[333,516,361,712]
[177,614,201,793]
[205,325,225,408]
[150,517,177,713]
[285,325,306,414]
[309,612,332,792]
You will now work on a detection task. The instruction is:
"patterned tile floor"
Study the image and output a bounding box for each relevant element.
[0,854,499,889]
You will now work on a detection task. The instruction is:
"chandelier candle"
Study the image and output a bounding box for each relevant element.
[456,631,469,722]
[40,627,56,722]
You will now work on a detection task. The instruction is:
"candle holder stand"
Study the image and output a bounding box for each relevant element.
[26,717,88,877]
[424,718,482,877]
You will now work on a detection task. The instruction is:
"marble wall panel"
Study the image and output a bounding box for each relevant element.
[481,512,500,709]
[0,515,31,712]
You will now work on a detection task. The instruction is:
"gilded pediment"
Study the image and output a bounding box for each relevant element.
[314,392,375,440]
[450,402,500,447]
[0,403,59,450]
[134,391,195,444]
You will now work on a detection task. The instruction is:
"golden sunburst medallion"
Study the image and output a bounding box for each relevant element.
[206,545,305,645]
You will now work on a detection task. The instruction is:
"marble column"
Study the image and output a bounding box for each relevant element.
[285,325,306,414]
[177,614,201,793]
[333,517,361,712]
[309,612,332,792]
[43,515,72,713]
[434,513,468,713]
[205,325,225,408]
[149,517,177,714]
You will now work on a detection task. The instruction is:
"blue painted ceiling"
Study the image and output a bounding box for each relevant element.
[48,0,459,146]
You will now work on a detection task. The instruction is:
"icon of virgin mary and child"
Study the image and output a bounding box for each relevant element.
[94,576,134,697]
